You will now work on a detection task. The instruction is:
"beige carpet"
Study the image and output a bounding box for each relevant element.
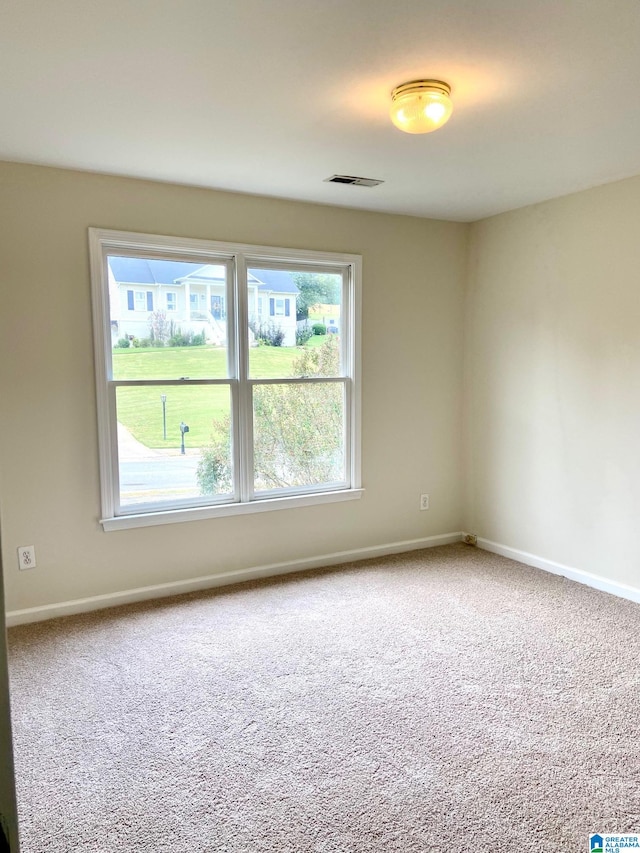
[7,543,640,852]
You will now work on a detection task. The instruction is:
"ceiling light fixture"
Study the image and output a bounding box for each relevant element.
[390,80,453,134]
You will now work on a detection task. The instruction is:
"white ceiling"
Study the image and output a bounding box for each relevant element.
[2,0,640,221]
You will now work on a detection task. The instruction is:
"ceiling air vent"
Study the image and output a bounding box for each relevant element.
[324,174,384,187]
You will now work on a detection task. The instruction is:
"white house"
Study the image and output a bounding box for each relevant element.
[107,258,299,346]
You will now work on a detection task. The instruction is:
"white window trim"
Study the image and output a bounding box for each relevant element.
[89,228,362,531]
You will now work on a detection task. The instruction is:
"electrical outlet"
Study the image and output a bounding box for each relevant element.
[420,494,429,511]
[17,545,36,570]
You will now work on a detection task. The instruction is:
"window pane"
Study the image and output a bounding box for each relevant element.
[116,384,233,508]
[253,382,345,492]
[108,255,229,379]
[247,268,343,378]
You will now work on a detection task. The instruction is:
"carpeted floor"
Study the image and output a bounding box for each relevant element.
[7,543,640,852]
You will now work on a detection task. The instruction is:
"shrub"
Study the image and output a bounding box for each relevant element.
[312,323,326,336]
[166,328,207,347]
[249,321,285,347]
[269,327,285,347]
[296,326,312,346]
[115,337,130,348]
[197,436,233,494]
[169,328,193,347]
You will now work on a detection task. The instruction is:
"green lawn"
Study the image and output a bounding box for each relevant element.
[112,343,308,381]
[114,342,324,449]
[303,333,328,348]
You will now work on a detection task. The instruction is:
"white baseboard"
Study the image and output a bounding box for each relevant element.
[6,532,463,627]
[475,536,640,605]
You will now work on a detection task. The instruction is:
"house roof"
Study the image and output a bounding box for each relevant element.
[108,257,298,295]
[249,268,299,295]
[108,257,205,285]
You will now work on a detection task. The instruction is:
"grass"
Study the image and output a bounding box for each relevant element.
[303,333,330,348]
[114,340,325,449]
[112,342,326,381]
[116,383,230,450]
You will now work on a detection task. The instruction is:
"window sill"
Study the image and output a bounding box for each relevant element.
[101,488,364,531]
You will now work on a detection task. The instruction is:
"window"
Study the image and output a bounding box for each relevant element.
[267,297,292,317]
[89,229,362,530]
[127,289,152,311]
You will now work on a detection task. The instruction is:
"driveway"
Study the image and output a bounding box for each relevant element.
[117,423,203,504]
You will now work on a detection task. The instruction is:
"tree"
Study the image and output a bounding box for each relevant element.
[148,310,169,345]
[196,337,343,492]
[292,272,341,320]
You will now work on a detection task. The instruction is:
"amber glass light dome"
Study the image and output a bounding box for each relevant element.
[390,80,453,134]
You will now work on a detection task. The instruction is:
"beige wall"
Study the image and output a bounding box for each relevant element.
[465,175,640,589]
[0,162,467,613]
[4,160,640,614]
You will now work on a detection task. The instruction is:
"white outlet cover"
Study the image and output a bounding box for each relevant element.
[17,545,36,570]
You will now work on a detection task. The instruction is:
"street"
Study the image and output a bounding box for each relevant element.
[119,455,203,505]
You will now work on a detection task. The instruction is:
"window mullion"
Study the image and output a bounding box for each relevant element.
[349,260,362,490]
[342,267,352,487]
[235,254,254,502]
[344,379,352,489]
[111,379,232,387]
[108,383,121,517]
[225,258,242,504]
[341,267,351,379]
[249,376,345,386]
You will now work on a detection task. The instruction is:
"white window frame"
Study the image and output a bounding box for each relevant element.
[133,290,146,311]
[89,228,362,531]
[166,291,177,311]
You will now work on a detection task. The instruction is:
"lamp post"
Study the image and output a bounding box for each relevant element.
[180,422,189,455]
[160,394,167,440]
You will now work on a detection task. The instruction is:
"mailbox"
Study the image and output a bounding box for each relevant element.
[180,422,190,454]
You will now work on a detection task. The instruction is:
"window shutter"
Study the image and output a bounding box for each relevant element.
[285,299,290,317]
[147,291,153,311]
[127,290,134,310]
[270,298,275,316]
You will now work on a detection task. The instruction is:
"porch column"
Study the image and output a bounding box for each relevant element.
[184,281,190,320]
